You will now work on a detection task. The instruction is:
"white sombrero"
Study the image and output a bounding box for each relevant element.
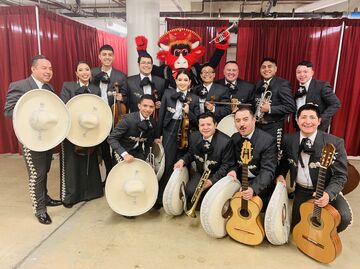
[105,158,158,217]
[12,89,70,152]
[217,114,237,137]
[152,142,165,181]
[66,94,112,147]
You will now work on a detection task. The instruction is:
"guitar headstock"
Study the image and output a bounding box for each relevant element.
[320,143,336,168]
[240,140,253,165]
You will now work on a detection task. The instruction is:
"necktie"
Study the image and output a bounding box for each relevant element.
[201,139,213,154]
[41,83,52,91]
[138,119,152,132]
[140,77,151,87]
[295,85,306,99]
[198,86,208,98]
[298,137,314,168]
[227,82,236,91]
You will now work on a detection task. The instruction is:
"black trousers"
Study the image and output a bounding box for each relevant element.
[22,146,52,216]
[100,139,113,176]
[292,185,352,233]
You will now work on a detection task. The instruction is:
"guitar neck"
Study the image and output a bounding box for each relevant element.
[313,166,327,219]
[241,165,249,209]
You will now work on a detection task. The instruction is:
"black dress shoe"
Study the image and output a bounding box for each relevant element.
[46,198,62,207]
[63,203,73,208]
[123,215,135,219]
[288,191,295,199]
[36,212,52,224]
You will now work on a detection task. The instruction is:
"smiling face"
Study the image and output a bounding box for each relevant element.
[224,62,239,83]
[99,49,114,69]
[138,56,153,76]
[260,60,277,80]
[296,65,314,85]
[31,59,53,83]
[176,73,191,92]
[200,65,215,85]
[138,98,155,119]
[234,109,256,137]
[296,109,321,137]
[198,116,216,139]
[75,63,91,84]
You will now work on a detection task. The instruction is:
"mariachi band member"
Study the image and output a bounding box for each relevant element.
[91,44,127,178]
[156,69,200,208]
[276,103,352,232]
[254,57,296,139]
[59,61,104,208]
[107,94,160,163]
[193,63,231,123]
[126,53,165,113]
[4,55,62,225]
[174,112,234,205]
[216,61,255,112]
[227,105,277,209]
[294,60,341,131]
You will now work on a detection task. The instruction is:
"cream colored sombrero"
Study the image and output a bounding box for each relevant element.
[12,89,70,151]
[66,94,112,147]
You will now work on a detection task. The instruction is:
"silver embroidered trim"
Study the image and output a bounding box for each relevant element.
[309,162,321,169]
[129,136,147,143]
[23,146,38,214]
[276,128,283,162]
[194,155,204,163]
[134,92,142,98]
[166,106,176,113]
[60,142,66,202]
[114,152,122,163]
[288,158,297,167]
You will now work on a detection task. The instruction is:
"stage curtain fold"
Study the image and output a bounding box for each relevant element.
[96,30,128,74]
[331,19,360,156]
[0,6,39,153]
[166,18,229,80]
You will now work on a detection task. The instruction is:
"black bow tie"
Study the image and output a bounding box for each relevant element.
[298,137,315,168]
[140,77,152,87]
[295,85,307,99]
[75,85,90,95]
[226,81,237,90]
[137,119,152,132]
[94,71,110,84]
[171,92,186,102]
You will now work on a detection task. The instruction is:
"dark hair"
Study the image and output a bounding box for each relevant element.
[200,62,215,73]
[137,54,153,64]
[75,61,90,71]
[176,69,192,80]
[297,60,313,68]
[31,55,49,67]
[234,104,254,117]
[99,44,114,53]
[297,103,321,118]
[261,57,277,66]
[225,60,238,66]
[198,112,216,124]
[139,94,155,104]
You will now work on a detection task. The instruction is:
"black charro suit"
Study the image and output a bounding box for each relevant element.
[59,81,101,103]
[180,130,234,199]
[231,128,277,207]
[4,76,56,217]
[216,78,255,104]
[91,67,127,106]
[156,88,200,205]
[193,82,231,123]
[277,130,351,232]
[294,79,341,131]
[126,74,166,113]
[107,112,157,161]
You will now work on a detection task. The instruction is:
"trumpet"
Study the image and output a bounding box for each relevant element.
[146,147,155,170]
[185,169,211,218]
[255,84,272,123]
[209,22,237,44]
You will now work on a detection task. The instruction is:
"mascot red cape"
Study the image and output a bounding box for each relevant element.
[135,27,230,89]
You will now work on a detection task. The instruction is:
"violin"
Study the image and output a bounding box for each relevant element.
[152,89,160,121]
[111,82,127,128]
[178,96,192,150]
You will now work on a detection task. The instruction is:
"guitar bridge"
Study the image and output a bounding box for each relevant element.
[234,228,255,235]
[302,235,325,249]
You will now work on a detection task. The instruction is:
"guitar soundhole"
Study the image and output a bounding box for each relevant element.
[240,209,249,218]
[221,199,232,218]
[310,216,321,228]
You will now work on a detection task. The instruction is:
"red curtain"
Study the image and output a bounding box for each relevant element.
[38,8,99,94]
[331,19,360,156]
[96,30,128,74]
[166,18,229,79]
[0,6,39,153]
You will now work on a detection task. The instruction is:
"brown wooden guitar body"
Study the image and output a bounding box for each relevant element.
[226,191,265,245]
[292,199,342,263]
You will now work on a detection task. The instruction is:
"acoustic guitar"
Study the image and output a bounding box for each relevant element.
[293,143,342,263]
[226,140,265,245]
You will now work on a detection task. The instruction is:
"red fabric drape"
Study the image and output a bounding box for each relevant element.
[166,18,229,79]
[331,19,360,156]
[38,8,99,94]
[0,6,39,153]
[96,30,128,74]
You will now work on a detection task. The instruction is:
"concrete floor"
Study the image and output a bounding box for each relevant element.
[0,154,359,269]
